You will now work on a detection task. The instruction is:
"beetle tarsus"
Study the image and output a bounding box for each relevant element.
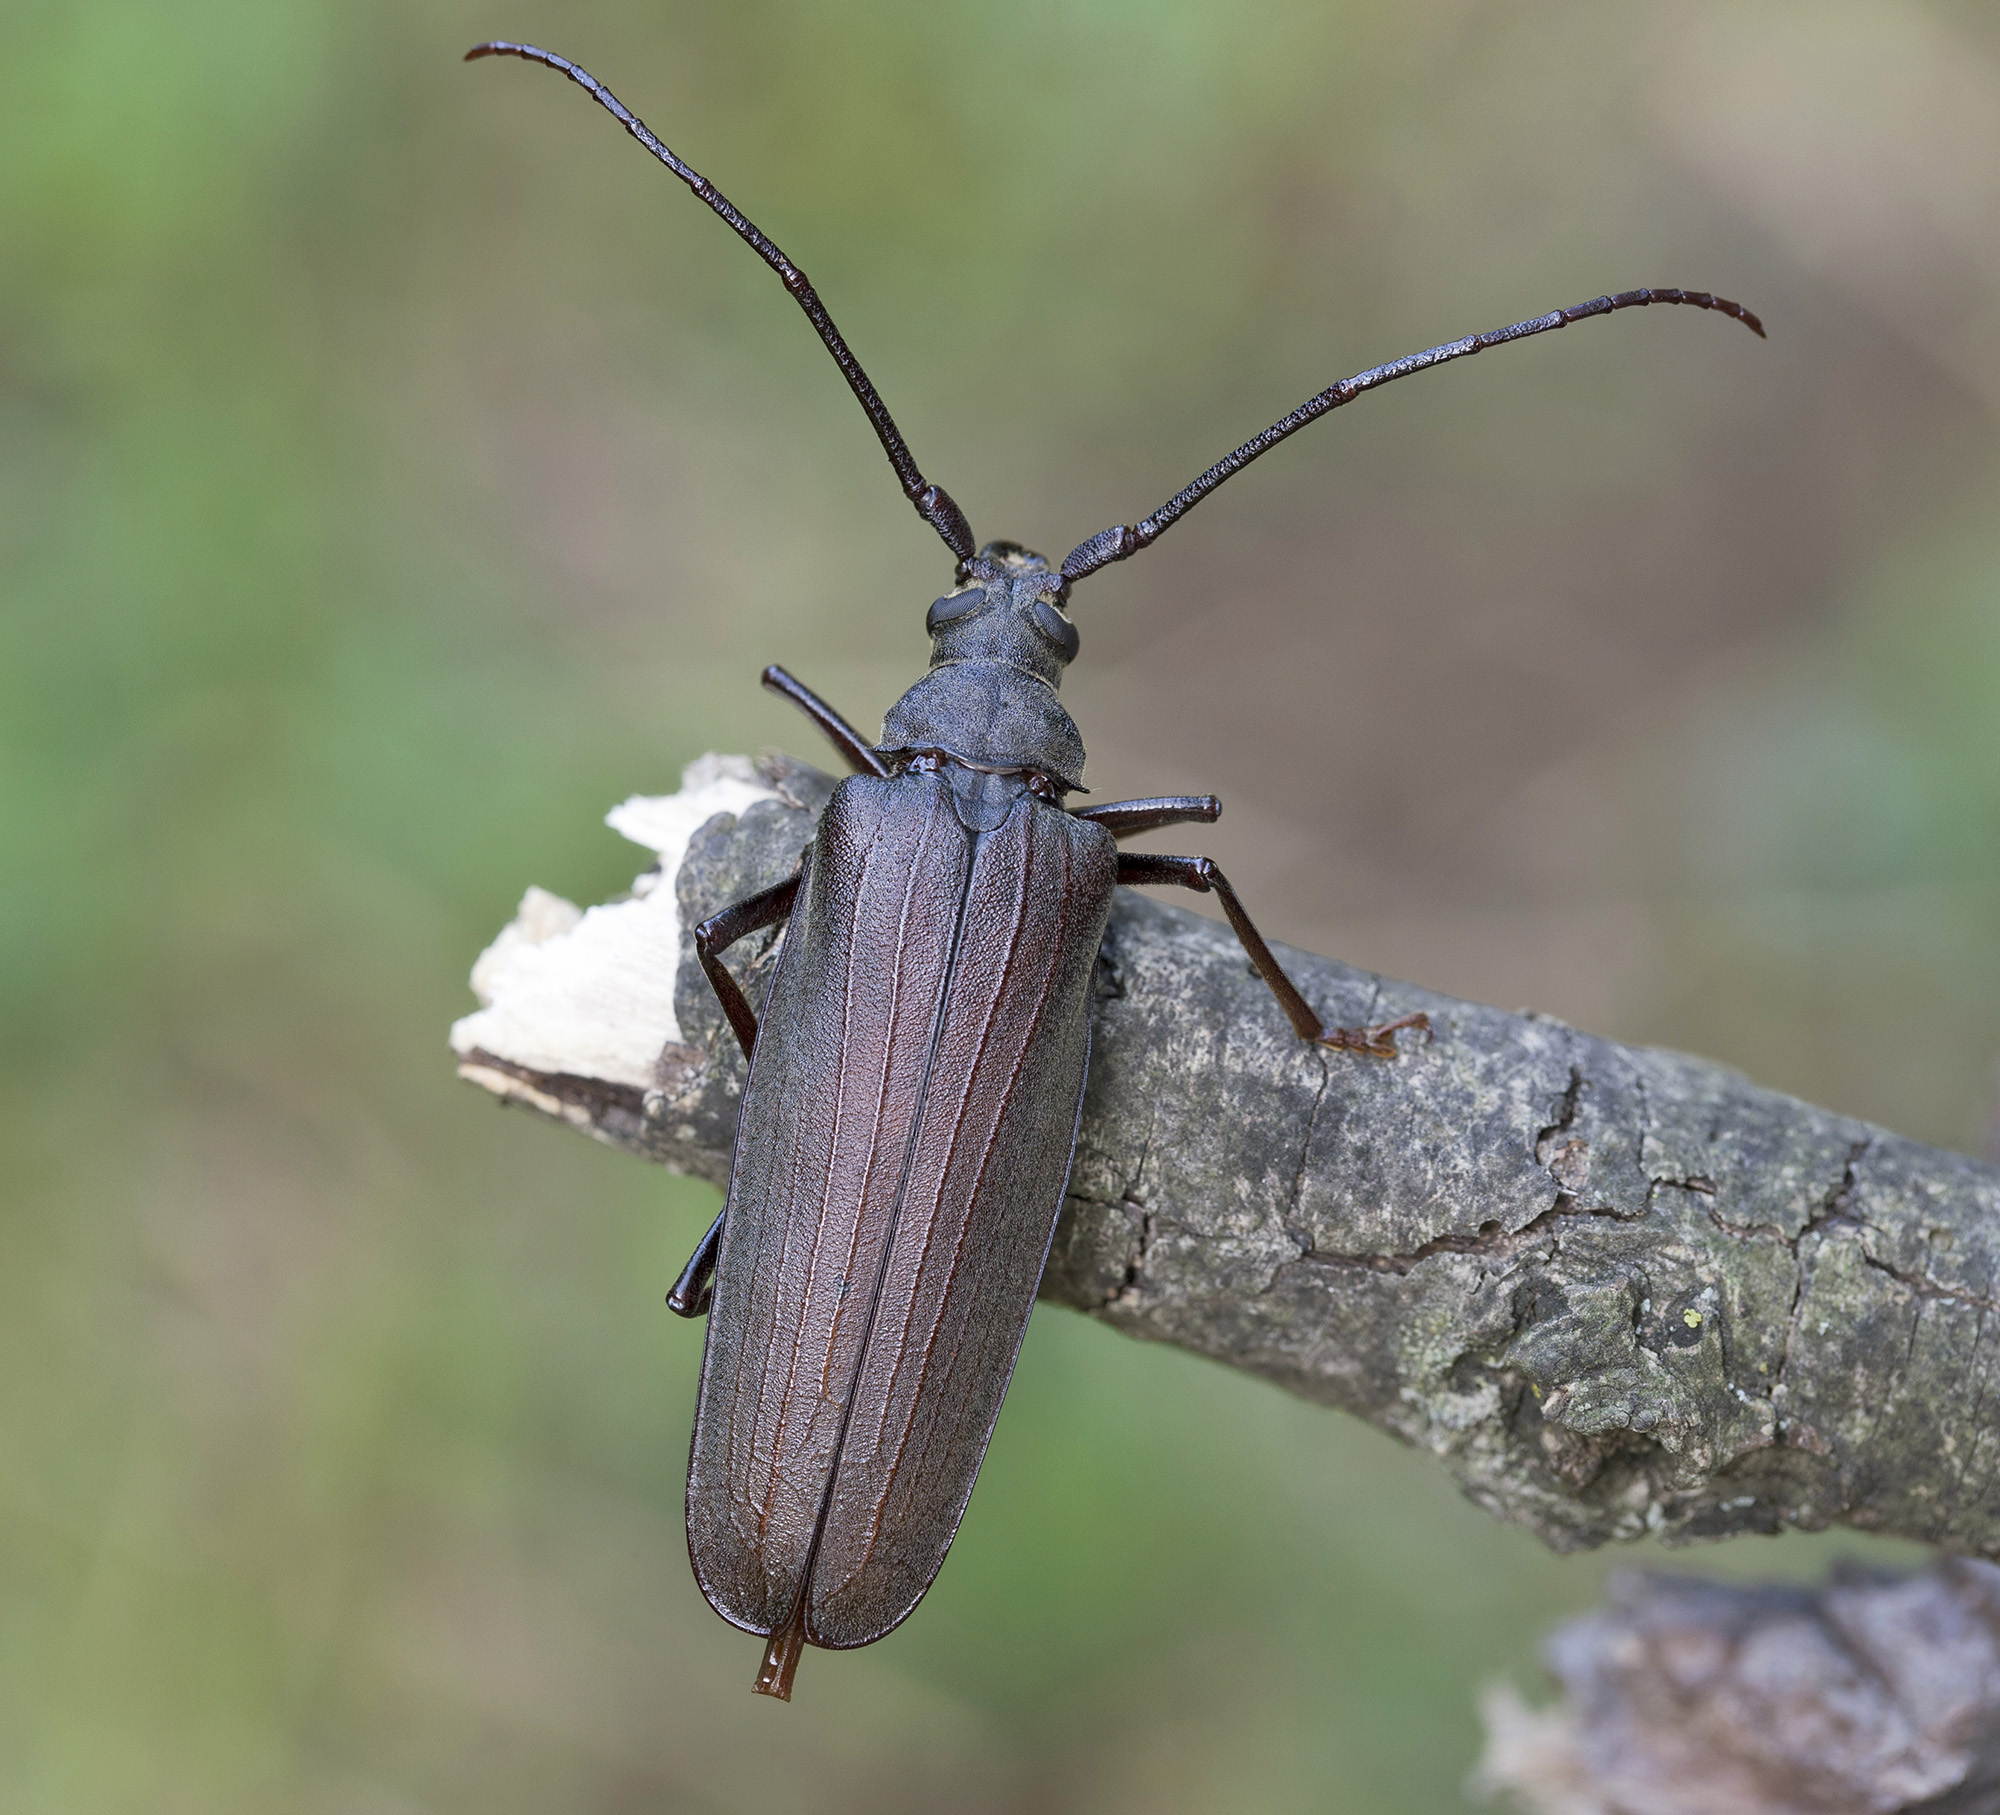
[1115,851,1429,1058]
[1318,1011,1431,1058]
[754,1605,808,1700]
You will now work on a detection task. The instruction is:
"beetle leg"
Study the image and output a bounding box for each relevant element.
[678,865,806,1318]
[762,665,891,777]
[754,1601,810,1700]
[1115,852,1429,1057]
[1073,795,1222,838]
[695,866,804,1062]
[667,1208,725,1318]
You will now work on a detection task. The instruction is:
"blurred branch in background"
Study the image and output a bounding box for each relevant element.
[1474,1560,2000,1815]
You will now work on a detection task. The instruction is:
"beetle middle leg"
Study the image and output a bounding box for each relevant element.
[694,866,804,1062]
[1115,852,1428,1057]
[1073,795,1221,838]
[674,865,804,1320]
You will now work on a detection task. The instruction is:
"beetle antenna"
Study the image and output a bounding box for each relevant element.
[1058,287,1764,588]
[467,41,976,564]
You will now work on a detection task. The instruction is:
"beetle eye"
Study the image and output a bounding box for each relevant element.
[926,588,985,634]
[1029,598,1080,662]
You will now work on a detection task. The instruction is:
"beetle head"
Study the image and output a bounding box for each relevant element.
[925,542,1078,688]
[879,540,1089,788]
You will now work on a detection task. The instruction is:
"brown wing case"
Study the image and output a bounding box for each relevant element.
[686,771,1116,1647]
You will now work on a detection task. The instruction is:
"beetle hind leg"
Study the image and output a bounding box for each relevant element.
[1116,852,1429,1056]
[753,1602,810,1700]
[667,1208,725,1318]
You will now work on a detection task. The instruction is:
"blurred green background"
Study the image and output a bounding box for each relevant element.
[5,0,1997,1808]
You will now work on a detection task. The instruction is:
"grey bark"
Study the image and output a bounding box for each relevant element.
[1474,1561,2000,1815]
[456,755,2000,1560]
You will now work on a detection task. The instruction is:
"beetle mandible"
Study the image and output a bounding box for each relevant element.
[467,40,1764,1699]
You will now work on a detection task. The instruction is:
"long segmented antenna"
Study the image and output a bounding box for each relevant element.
[467,41,976,563]
[1060,288,1765,588]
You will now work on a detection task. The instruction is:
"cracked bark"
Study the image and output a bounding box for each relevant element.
[453,754,2000,1560]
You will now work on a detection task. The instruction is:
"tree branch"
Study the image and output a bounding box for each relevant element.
[1474,1560,2000,1814]
[451,754,2000,1559]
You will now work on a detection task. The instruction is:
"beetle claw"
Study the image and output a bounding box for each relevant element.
[1319,1011,1431,1058]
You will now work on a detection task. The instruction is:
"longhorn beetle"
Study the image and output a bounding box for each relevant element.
[468,40,1764,1699]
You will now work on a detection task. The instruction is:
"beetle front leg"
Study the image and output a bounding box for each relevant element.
[762,665,890,777]
[694,865,804,1062]
[1115,852,1428,1057]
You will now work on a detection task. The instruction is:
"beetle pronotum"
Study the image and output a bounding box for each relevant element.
[468,39,1763,1699]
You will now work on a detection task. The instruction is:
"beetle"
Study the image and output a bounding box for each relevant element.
[467,40,1764,1699]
